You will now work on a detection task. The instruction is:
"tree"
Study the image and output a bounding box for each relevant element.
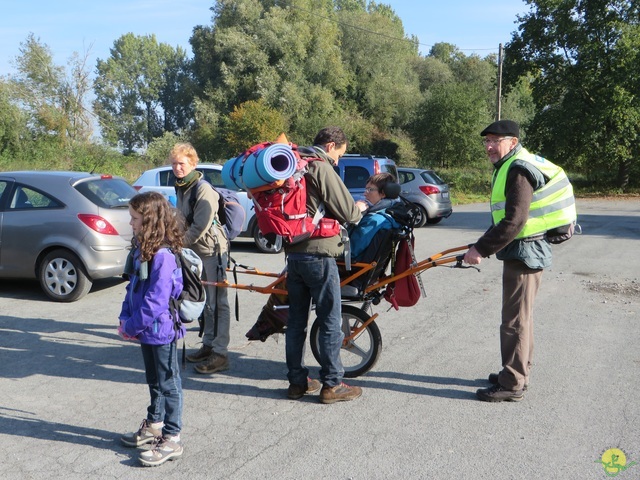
[94,34,192,153]
[410,43,501,168]
[0,79,29,159]
[225,99,288,154]
[337,2,421,130]
[9,33,93,145]
[190,0,349,153]
[412,81,491,169]
[504,0,640,189]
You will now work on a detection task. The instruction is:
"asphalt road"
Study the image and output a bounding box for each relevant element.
[1,198,639,479]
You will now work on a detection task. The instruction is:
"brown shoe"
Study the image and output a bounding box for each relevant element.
[319,382,362,404]
[287,378,322,400]
[476,384,524,402]
[186,345,213,363]
[194,353,229,374]
[488,373,528,391]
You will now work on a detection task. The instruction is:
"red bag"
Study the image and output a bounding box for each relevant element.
[384,236,421,309]
[248,144,341,246]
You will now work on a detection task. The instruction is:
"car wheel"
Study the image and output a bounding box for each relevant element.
[38,249,92,302]
[414,205,428,228]
[426,216,443,225]
[253,225,284,254]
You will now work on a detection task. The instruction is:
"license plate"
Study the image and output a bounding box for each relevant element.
[442,191,449,199]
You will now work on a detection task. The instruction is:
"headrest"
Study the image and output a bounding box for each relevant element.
[382,182,401,199]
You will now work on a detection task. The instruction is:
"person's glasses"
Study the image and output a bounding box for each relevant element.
[364,187,379,193]
[482,137,513,146]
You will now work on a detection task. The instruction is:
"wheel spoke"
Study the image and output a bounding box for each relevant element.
[343,342,369,360]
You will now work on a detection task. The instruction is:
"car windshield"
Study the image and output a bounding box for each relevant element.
[75,178,137,208]
[421,170,446,185]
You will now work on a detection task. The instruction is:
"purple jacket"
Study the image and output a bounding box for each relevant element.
[119,247,185,345]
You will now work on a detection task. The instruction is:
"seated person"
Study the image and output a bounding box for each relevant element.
[350,173,401,262]
[355,173,399,214]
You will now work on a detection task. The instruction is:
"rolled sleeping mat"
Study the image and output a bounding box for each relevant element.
[222,143,298,190]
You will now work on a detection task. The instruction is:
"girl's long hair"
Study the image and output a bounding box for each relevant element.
[129,192,184,262]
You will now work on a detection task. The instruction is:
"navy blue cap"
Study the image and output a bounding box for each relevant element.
[480,120,520,138]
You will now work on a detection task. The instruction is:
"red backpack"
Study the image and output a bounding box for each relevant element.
[246,143,342,246]
[384,235,421,309]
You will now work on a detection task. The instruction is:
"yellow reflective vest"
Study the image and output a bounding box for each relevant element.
[491,148,577,239]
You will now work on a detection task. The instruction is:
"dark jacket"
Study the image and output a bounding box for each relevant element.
[175,172,228,257]
[474,145,552,270]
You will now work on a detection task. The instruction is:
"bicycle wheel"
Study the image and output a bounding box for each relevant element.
[310,305,382,378]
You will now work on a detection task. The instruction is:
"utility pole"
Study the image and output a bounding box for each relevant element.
[496,43,503,121]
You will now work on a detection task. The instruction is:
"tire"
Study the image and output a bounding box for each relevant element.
[426,216,443,225]
[414,205,428,228]
[310,305,382,378]
[38,249,92,302]
[253,224,284,254]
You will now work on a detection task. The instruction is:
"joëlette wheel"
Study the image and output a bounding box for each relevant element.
[310,304,382,378]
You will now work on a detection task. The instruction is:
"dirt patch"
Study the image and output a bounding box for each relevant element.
[584,279,640,301]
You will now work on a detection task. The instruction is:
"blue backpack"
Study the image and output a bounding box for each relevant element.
[186,180,245,240]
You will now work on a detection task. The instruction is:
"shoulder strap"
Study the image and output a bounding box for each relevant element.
[166,248,187,369]
[186,180,206,225]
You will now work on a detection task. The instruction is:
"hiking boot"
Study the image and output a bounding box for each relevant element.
[287,378,322,400]
[488,373,528,391]
[319,382,362,404]
[139,435,183,467]
[121,419,163,447]
[186,344,213,363]
[476,384,525,402]
[194,353,229,374]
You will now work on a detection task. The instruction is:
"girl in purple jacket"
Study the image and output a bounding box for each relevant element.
[118,192,185,467]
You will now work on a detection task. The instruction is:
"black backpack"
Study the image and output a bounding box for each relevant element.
[168,248,206,368]
[169,248,206,325]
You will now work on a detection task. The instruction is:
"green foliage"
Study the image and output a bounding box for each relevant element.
[94,33,192,154]
[7,0,640,199]
[0,80,29,157]
[504,0,640,189]
[412,81,492,169]
[225,99,288,155]
[8,34,93,145]
[371,129,418,165]
[189,0,425,156]
[144,131,187,167]
[190,0,349,146]
[409,42,524,170]
[338,5,421,130]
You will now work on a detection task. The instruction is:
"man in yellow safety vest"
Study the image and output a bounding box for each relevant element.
[464,119,576,402]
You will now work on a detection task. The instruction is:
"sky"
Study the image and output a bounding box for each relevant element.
[0,0,530,78]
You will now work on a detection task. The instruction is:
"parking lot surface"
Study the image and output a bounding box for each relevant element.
[2,198,639,479]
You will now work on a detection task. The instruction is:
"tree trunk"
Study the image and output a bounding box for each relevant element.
[617,158,630,191]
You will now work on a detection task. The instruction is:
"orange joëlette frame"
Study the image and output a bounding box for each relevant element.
[202,245,471,297]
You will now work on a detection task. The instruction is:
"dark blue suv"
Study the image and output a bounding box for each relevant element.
[333,154,399,201]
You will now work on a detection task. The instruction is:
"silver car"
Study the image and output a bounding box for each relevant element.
[396,167,453,227]
[0,171,136,301]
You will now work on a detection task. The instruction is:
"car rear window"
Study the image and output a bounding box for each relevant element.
[421,171,446,185]
[382,165,398,181]
[160,167,226,189]
[342,166,370,189]
[76,178,136,208]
